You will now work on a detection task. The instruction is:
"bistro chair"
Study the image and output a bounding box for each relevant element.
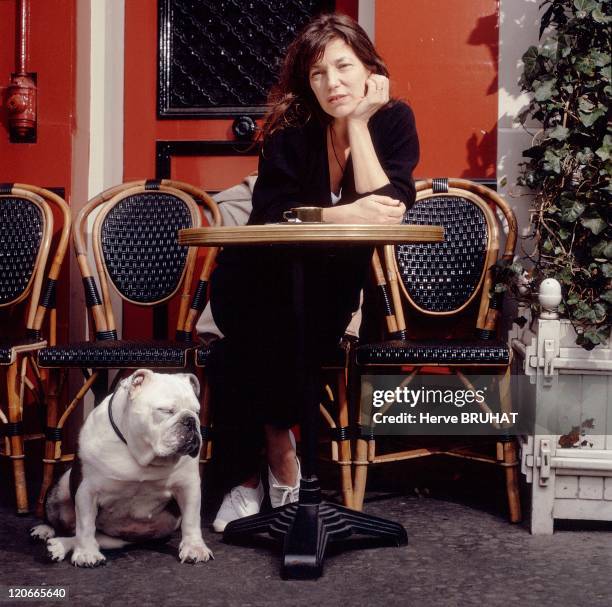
[35,179,221,516]
[352,178,521,522]
[0,183,70,513]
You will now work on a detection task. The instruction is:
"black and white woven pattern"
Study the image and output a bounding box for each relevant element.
[101,193,193,303]
[397,196,488,312]
[37,339,194,368]
[0,197,43,305]
[0,336,46,365]
[356,339,509,365]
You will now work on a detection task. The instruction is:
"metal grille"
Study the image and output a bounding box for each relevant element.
[100,193,193,303]
[0,197,43,305]
[396,196,488,312]
[159,0,331,115]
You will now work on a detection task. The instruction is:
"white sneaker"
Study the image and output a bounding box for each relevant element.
[268,456,301,508]
[212,481,264,533]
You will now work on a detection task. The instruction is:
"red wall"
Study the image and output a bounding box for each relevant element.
[122,1,358,337]
[376,0,499,178]
[123,1,358,189]
[0,0,77,342]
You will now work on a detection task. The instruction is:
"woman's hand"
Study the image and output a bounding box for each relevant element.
[323,194,406,225]
[347,74,390,124]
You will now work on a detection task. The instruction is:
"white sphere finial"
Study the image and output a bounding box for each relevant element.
[539,278,562,319]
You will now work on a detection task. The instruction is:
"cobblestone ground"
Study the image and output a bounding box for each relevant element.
[1,479,610,607]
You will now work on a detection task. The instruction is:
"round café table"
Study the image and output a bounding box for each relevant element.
[179,223,444,579]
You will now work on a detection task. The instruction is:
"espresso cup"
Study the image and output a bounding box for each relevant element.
[282,206,323,223]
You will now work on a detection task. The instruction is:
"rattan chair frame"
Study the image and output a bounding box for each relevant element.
[352,178,521,522]
[0,189,53,313]
[35,179,221,517]
[0,184,70,513]
[74,181,219,337]
[393,188,499,317]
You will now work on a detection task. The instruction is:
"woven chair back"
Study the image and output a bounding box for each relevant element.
[73,180,219,339]
[95,188,197,304]
[396,191,492,315]
[0,190,52,308]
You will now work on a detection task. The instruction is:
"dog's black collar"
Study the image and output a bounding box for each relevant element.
[108,390,127,445]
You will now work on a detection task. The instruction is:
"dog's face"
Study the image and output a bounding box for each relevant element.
[122,370,202,466]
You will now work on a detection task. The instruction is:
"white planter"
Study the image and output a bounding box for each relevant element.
[509,305,612,534]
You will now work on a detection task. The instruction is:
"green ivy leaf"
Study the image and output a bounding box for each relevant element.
[573,301,594,320]
[579,97,595,112]
[579,108,605,126]
[580,216,608,234]
[595,134,611,160]
[544,149,562,173]
[575,56,596,76]
[540,37,558,58]
[593,303,607,320]
[550,125,569,140]
[582,329,603,347]
[560,200,586,222]
[576,148,594,164]
[557,267,575,284]
[534,79,556,101]
[522,46,541,80]
[515,0,611,350]
[574,0,598,11]
[591,50,611,67]
[592,6,612,23]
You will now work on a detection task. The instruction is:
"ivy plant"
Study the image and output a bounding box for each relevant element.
[508,0,611,349]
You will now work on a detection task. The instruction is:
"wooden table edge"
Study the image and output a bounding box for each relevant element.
[178,224,444,246]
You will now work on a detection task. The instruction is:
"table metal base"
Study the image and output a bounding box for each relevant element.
[223,478,407,580]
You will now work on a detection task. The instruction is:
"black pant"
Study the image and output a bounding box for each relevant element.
[208,246,370,490]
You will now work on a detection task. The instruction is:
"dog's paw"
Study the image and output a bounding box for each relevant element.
[178,537,214,564]
[71,546,106,568]
[46,538,68,562]
[31,524,55,542]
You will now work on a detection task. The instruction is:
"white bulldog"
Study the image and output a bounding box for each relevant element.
[31,369,213,567]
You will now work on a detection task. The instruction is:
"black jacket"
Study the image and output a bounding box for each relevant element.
[248,100,420,225]
[211,101,420,341]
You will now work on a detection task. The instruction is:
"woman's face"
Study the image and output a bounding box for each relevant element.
[308,38,370,120]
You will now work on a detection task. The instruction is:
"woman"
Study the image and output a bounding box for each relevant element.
[207,13,419,532]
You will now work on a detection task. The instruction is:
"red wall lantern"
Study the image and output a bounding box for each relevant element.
[5,0,37,142]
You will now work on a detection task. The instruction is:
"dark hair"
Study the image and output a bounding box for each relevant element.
[261,13,389,140]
